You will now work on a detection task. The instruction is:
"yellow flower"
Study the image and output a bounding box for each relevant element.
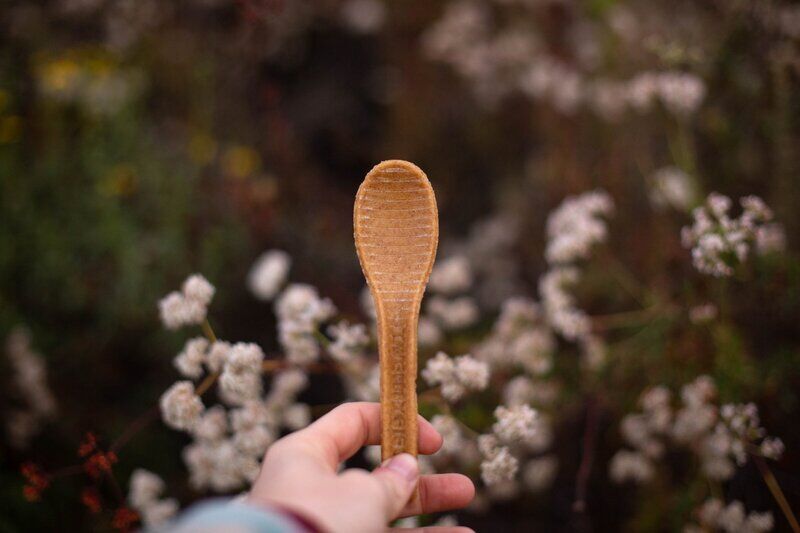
[222,145,261,180]
[39,58,83,97]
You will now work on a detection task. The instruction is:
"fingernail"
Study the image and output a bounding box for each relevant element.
[382,453,418,483]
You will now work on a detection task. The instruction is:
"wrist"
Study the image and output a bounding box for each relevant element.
[244,495,327,533]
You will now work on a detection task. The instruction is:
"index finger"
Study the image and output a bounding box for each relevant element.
[279,402,443,469]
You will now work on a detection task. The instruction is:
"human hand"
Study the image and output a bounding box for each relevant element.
[247,402,475,533]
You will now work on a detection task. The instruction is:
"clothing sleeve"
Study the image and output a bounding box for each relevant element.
[156,498,321,533]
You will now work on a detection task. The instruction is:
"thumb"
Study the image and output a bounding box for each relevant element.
[370,453,419,520]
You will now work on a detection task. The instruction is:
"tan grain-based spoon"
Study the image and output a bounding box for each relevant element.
[354,160,439,462]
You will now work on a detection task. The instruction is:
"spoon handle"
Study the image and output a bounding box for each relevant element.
[377,299,420,460]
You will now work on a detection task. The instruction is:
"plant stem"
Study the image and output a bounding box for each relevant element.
[753,455,800,532]
[110,406,159,453]
[201,319,217,343]
[573,396,600,513]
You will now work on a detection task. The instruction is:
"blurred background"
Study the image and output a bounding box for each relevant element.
[1,0,800,531]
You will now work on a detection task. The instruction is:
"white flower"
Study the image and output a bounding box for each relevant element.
[454,355,490,391]
[423,352,489,402]
[128,468,178,527]
[655,72,706,117]
[174,337,209,379]
[233,425,275,457]
[327,321,369,362]
[427,296,480,330]
[276,284,336,325]
[609,450,653,483]
[539,267,591,341]
[140,498,178,527]
[693,498,773,532]
[682,194,778,277]
[673,404,717,443]
[492,404,539,443]
[158,292,193,330]
[160,381,204,431]
[158,274,215,329]
[621,414,663,458]
[128,469,165,509]
[182,274,215,306]
[760,437,784,460]
[429,255,473,295]
[480,446,519,486]
[276,284,335,365]
[545,190,613,264]
[219,343,264,406]
[206,341,232,373]
[281,326,321,366]
[511,330,555,375]
[422,351,456,386]
[192,405,228,443]
[247,250,291,301]
[230,401,277,433]
[183,439,252,492]
[649,166,695,211]
[226,343,265,373]
[219,378,262,407]
[4,328,57,448]
[682,375,717,407]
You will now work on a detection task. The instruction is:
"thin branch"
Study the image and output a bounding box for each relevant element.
[110,406,160,453]
[201,319,217,343]
[753,455,800,532]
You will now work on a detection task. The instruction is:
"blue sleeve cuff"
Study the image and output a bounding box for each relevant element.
[158,498,307,533]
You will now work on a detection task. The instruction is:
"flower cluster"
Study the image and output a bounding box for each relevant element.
[545,190,615,264]
[178,367,309,492]
[5,328,57,448]
[422,0,707,118]
[158,274,215,329]
[422,351,490,402]
[327,321,370,363]
[477,404,554,492]
[276,284,336,365]
[681,194,784,277]
[159,381,204,431]
[611,376,784,485]
[685,498,773,533]
[128,469,178,528]
[539,191,612,365]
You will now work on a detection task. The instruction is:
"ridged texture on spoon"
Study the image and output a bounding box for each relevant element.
[354,160,439,461]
